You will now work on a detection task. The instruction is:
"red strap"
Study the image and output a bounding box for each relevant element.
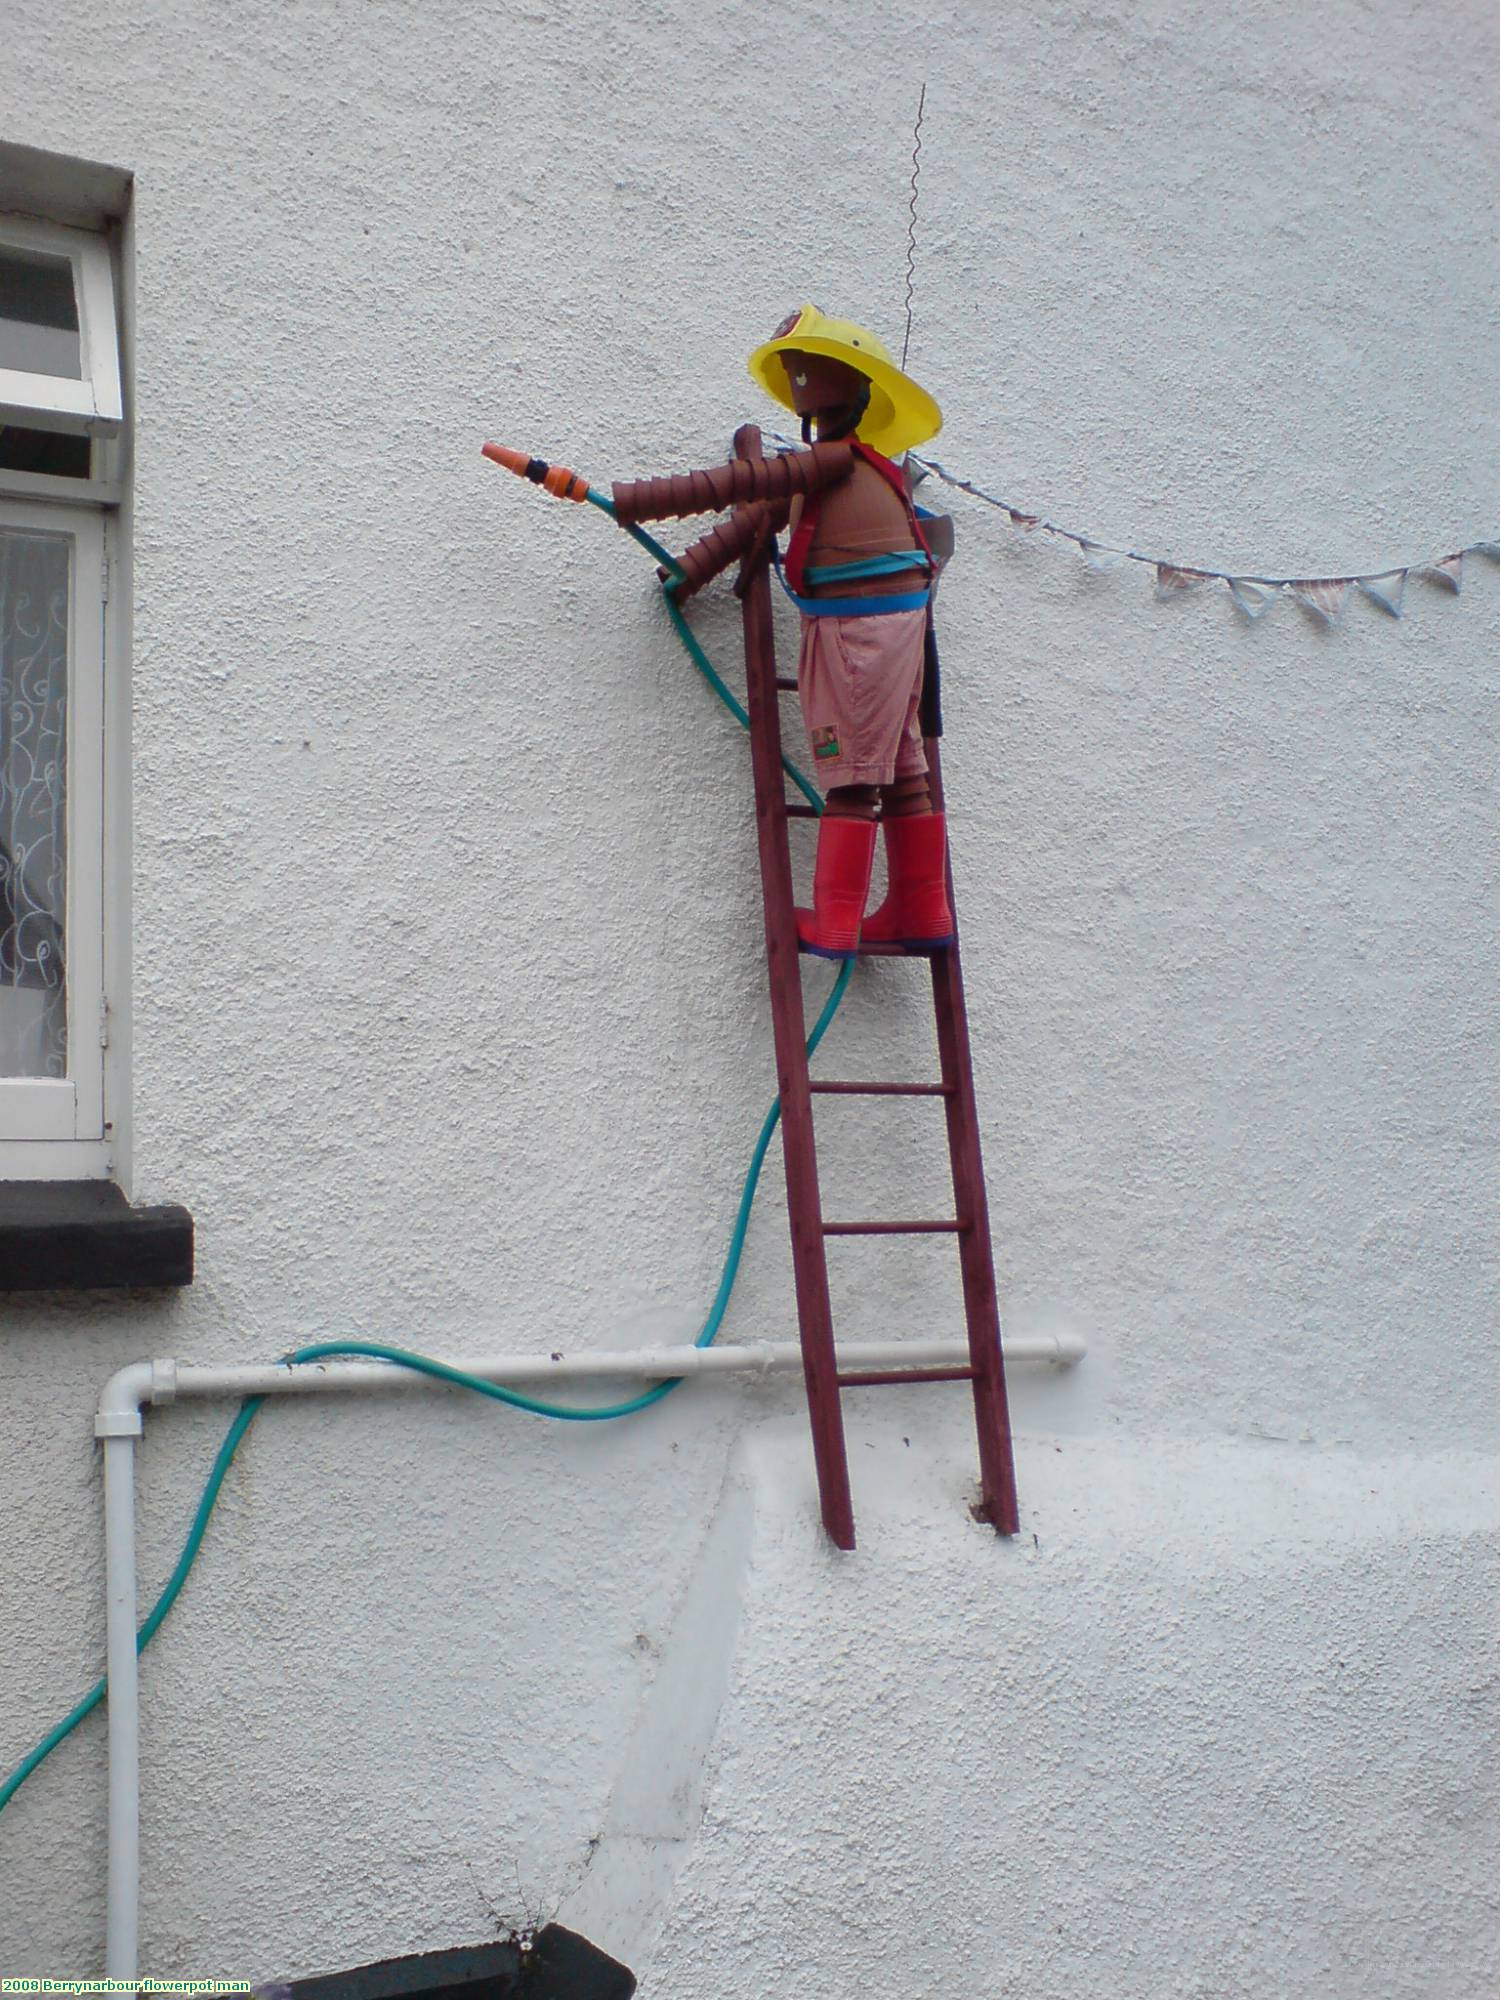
[785,491,819,595]
[852,443,935,562]
[786,441,930,594]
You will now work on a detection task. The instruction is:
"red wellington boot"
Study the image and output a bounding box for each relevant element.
[796,814,878,959]
[860,810,957,952]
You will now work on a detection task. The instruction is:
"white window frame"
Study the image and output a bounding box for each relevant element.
[0,212,123,437]
[0,171,126,1184]
[0,497,108,1164]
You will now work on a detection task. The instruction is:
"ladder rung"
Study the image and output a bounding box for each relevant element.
[785,801,818,819]
[822,1219,965,1236]
[857,938,948,957]
[809,1080,950,1097]
[775,675,799,691]
[836,1365,976,1388]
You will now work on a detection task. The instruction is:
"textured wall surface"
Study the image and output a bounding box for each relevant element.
[1,1,1497,1992]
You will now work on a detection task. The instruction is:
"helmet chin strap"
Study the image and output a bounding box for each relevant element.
[802,380,872,445]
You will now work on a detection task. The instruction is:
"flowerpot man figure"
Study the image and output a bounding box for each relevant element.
[610,306,955,958]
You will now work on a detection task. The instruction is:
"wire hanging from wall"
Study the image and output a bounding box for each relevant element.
[900,82,926,374]
[776,91,1496,630]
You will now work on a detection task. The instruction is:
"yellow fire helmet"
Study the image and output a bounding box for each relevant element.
[747,304,942,457]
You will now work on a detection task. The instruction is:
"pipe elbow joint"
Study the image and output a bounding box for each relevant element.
[96,1359,176,1438]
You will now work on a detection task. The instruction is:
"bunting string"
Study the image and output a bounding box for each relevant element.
[906,449,1499,623]
[765,430,1499,624]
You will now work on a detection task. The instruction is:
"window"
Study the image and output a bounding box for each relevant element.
[0,215,123,439]
[0,499,105,1135]
[0,147,190,1284]
[0,156,126,1185]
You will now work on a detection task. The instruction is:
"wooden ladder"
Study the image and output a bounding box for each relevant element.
[732,424,1019,1551]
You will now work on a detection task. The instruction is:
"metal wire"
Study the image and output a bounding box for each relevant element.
[900,82,926,373]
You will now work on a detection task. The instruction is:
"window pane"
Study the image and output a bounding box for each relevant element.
[0,249,82,381]
[0,423,91,477]
[0,527,68,1078]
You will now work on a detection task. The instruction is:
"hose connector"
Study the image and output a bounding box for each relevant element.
[482,442,591,503]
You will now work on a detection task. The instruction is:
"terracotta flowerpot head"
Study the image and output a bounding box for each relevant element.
[778,348,868,422]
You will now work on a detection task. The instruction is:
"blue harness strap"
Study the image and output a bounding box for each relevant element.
[772,545,930,618]
[802,549,933,586]
[782,584,931,618]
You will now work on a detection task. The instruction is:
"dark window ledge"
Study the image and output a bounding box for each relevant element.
[0,1181,193,1291]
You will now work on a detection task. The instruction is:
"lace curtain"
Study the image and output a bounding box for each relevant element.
[0,526,68,1079]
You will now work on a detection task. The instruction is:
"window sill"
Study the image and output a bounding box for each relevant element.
[0,1181,192,1291]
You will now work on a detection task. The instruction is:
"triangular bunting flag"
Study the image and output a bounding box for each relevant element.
[1470,541,1500,561]
[1227,577,1282,619]
[1289,578,1350,623]
[1155,564,1212,599]
[1079,540,1127,572]
[1357,570,1407,618]
[1421,553,1463,593]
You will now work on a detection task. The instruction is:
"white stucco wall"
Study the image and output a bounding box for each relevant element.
[2,1,1498,1992]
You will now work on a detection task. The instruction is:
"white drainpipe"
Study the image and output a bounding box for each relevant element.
[94,1332,1085,1974]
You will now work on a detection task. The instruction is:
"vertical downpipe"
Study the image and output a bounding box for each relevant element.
[101,1432,141,1975]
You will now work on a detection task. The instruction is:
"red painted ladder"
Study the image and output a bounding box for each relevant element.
[732,424,1019,1551]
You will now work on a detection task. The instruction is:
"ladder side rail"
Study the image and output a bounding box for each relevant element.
[925,739,1021,1535]
[733,422,857,1551]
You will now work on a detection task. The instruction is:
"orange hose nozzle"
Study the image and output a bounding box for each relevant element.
[481,442,591,503]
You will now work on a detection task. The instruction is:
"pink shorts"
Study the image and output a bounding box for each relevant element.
[796,606,929,790]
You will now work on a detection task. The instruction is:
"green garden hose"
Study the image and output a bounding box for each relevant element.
[0,513,846,1815]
